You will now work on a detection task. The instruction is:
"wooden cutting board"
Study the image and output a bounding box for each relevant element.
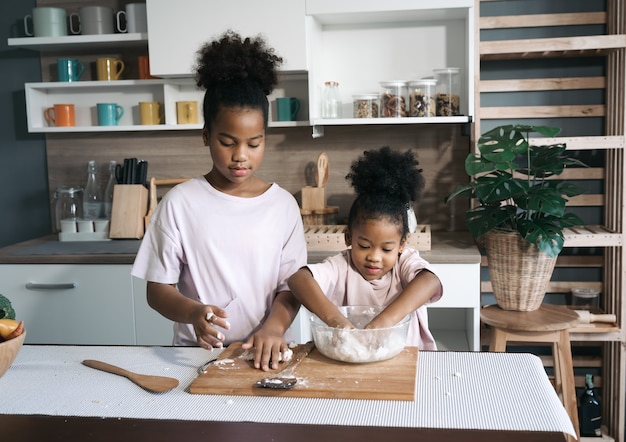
[189,342,418,401]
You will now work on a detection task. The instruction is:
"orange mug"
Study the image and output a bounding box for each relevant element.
[137,55,155,80]
[44,104,75,126]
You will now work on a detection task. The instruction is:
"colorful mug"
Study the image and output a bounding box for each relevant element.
[97,103,124,126]
[45,104,75,127]
[57,58,85,82]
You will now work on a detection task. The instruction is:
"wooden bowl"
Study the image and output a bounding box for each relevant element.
[0,330,26,378]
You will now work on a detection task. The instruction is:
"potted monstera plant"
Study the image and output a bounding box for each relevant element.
[445,124,587,311]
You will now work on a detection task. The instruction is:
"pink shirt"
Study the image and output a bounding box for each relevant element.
[307,249,443,350]
[131,177,307,346]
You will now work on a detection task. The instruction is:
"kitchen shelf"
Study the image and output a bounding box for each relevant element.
[25,79,205,132]
[311,116,472,126]
[305,0,475,128]
[7,33,148,51]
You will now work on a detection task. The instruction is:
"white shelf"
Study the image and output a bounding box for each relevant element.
[25,79,205,132]
[312,116,471,126]
[7,33,148,51]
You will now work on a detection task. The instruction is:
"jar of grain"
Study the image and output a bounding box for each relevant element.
[379,81,408,117]
[352,93,379,118]
[408,79,437,117]
[433,68,461,116]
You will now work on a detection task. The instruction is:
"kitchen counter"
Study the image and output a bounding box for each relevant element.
[1,345,575,441]
[0,231,480,265]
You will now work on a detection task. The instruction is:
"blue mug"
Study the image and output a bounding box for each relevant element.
[97,103,124,126]
[57,58,85,82]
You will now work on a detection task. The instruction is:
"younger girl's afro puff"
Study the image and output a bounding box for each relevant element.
[346,146,424,204]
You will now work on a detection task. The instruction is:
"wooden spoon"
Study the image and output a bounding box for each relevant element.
[314,152,329,188]
[82,359,179,393]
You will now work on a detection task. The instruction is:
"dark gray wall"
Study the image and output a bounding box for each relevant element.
[0,1,50,248]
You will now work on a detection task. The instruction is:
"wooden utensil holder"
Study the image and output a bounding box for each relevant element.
[109,184,148,239]
[301,186,326,211]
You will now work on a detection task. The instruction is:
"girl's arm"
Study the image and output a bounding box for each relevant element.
[288,267,353,329]
[367,270,441,329]
[146,281,230,349]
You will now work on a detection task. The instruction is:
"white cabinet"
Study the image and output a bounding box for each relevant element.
[0,264,173,345]
[132,275,173,345]
[0,264,136,345]
[146,0,308,77]
[427,263,480,351]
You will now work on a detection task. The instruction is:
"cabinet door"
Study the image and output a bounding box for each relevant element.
[132,276,174,345]
[0,265,135,345]
[146,0,307,77]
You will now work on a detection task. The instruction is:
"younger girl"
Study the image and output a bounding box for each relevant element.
[132,31,307,370]
[288,146,442,350]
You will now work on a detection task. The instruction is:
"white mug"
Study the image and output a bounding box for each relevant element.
[116,3,147,34]
[24,7,68,37]
[70,6,114,35]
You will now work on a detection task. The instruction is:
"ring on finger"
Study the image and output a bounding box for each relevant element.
[206,312,215,323]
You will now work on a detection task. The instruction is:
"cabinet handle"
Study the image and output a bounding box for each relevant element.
[25,282,77,290]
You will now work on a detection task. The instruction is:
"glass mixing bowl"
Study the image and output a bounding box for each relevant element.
[310,305,409,363]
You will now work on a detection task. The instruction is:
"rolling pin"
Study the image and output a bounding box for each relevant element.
[575,310,616,324]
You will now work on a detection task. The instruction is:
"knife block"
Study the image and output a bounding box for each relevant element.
[109,185,148,239]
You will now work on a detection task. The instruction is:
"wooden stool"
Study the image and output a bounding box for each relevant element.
[480,304,581,440]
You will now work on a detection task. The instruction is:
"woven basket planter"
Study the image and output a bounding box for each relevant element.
[483,229,558,311]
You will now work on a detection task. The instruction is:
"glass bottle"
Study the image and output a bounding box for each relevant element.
[578,374,602,437]
[83,160,103,220]
[322,81,341,119]
[103,160,117,219]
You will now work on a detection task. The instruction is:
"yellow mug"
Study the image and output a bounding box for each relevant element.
[176,101,198,124]
[139,101,163,125]
[96,57,125,81]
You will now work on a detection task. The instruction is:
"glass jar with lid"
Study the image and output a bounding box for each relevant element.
[352,93,379,118]
[53,185,83,233]
[322,81,342,118]
[379,81,408,117]
[408,79,437,117]
[433,68,461,116]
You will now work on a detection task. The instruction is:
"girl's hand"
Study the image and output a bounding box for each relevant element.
[326,314,355,330]
[193,305,230,350]
[242,332,288,372]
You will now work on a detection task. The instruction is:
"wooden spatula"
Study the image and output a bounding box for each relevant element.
[314,152,329,188]
[82,359,179,393]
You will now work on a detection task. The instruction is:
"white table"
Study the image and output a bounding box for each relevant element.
[0,345,576,441]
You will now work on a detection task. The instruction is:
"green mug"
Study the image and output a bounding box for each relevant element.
[276,97,300,121]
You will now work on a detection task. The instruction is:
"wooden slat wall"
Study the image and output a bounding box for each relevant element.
[476,0,626,438]
[604,0,626,436]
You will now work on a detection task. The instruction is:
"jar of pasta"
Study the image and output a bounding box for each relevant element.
[379,81,408,117]
[408,79,437,117]
[433,68,460,116]
[352,93,379,118]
